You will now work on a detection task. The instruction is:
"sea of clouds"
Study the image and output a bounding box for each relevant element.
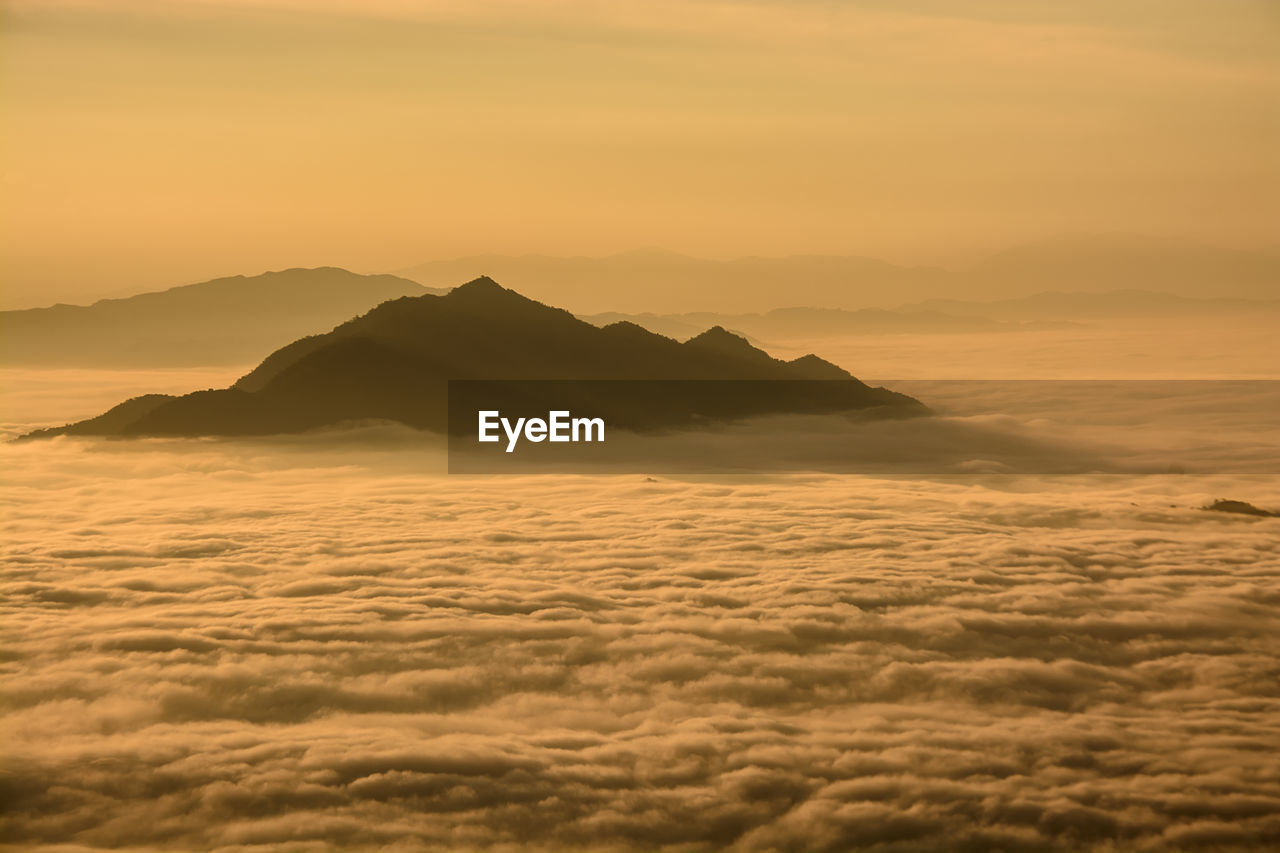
[2,429,1279,851]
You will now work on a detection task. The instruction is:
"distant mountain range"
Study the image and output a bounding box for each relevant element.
[897,289,1280,321]
[399,249,948,315]
[580,308,1075,341]
[968,235,1279,301]
[6,235,1275,371]
[25,278,923,439]
[398,236,1280,314]
[0,267,436,367]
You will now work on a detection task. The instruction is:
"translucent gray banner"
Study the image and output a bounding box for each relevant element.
[447,380,1280,474]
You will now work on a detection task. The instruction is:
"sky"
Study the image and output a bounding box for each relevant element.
[2,0,1278,306]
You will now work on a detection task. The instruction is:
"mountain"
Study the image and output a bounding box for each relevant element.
[964,235,1280,300]
[397,251,950,314]
[0,267,436,367]
[580,307,1074,340]
[898,289,1280,322]
[397,237,1279,313]
[25,278,925,439]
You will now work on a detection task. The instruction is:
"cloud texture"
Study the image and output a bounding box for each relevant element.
[2,437,1279,851]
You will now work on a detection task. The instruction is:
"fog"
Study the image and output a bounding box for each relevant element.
[3,366,1279,850]
[7,358,1277,477]
[763,318,1280,381]
[5,0,1277,847]
[3,437,1278,851]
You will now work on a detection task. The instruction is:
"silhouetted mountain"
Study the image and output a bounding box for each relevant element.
[0,267,436,367]
[898,289,1280,321]
[25,278,924,439]
[1202,499,1279,518]
[581,307,1074,340]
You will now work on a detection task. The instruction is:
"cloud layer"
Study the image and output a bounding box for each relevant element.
[2,438,1279,851]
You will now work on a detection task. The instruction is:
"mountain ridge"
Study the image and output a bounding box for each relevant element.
[580,307,1078,340]
[0,267,438,367]
[397,237,1280,313]
[25,278,924,440]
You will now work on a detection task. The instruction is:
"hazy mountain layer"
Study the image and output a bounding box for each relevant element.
[26,278,923,439]
[399,237,1280,314]
[399,249,948,314]
[0,267,434,367]
[8,238,1275,373]
[898,289,1280,321]
[580,308,1074,341]
[970,234,1280,300]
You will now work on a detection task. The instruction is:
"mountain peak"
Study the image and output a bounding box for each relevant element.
[684,325,773,363]
[689,324,738,340]
[450,275,505,294]
[686,325,752,347]
[443,275,540,310]
[602,319,669,340]
[27,276,924,438]
[786,354,855,380]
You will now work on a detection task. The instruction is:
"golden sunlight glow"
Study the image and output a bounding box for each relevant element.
[2,0,1277,304]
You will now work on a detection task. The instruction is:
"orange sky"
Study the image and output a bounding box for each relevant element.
[2,0,1278,307]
